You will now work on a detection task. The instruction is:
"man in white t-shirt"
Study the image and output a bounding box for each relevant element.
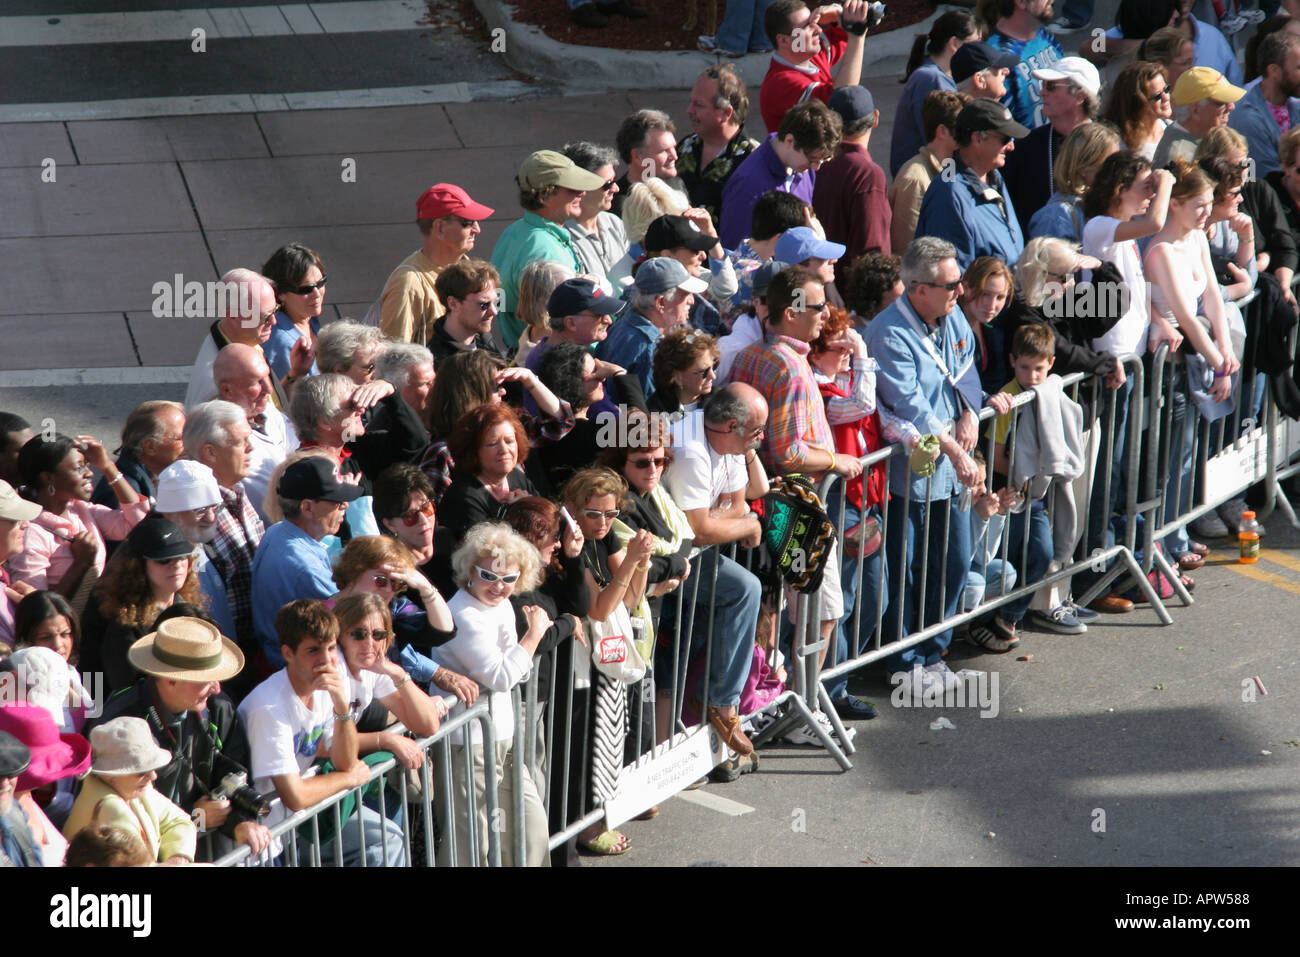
[662,383,770,759]
[238,599,405,866]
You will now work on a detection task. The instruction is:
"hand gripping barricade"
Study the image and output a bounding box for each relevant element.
[215,696,505,868]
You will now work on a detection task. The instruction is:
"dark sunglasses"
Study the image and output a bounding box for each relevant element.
[692,362,720,379]
[916,279,962,292]
[1147,86,1171,102]
[400,501,435,526]
[455,217,477,228]
[630,456,666,469]
[288,276,328,295]
[601,179,617,191]
[348,628,390,642]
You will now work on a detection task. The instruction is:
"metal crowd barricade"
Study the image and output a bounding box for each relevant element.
[215,696,502,868]
[811,359,1169,718]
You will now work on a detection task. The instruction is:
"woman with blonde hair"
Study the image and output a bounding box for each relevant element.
[959,256,1015,392]
[513,260,573,368]
[434,521,551,866]
[608,178,688,287]
[1144,159,1241,579]
[1030,122,1123,242]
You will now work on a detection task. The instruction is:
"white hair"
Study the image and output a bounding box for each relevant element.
[317,320,384,375]
[182,400,246,459]
[377,343,434,389]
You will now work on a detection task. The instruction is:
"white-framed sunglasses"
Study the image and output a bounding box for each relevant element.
[475,565,521,585]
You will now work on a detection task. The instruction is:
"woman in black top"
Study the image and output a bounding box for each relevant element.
[437,404,539,556]
[645,327,720,421]
[504,497,589,866]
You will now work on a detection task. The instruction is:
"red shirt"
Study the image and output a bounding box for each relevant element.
[759,26,847,132]
[812,141,892,279]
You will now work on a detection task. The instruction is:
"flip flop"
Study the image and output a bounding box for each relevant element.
[578,830,631,856]
[1188,541,1210,556]
[1177,552,1205,570]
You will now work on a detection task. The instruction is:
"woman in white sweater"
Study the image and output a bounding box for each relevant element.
[434,522,552,867]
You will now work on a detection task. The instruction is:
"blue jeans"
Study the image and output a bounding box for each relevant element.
[829,496,887,701]
[664,548,761,710]
[961,560,1016,611]
[1077,375,1135,594]
[319,801,406,867]
[999,504,1053,623]
[881,495,973,672]
[1160,363,1195,557]
[713,0,776,52]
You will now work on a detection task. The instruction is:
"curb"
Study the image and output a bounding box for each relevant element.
[472,0,951,93]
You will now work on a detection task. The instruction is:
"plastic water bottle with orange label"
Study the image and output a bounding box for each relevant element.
[1237,510,1260,564]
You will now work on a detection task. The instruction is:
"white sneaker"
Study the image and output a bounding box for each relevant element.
[889,666,930,704]
[924,660,962,694]
[784,709,855,746]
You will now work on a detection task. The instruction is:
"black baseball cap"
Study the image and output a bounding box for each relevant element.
[546,278,627,320]
[955,98,1030,140]
[126,514,196,562]
[644,215,716,255]
[951,41,1019,85]
[277,457,364,503]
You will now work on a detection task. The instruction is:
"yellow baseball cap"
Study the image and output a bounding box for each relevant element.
[1173,67,1245,106]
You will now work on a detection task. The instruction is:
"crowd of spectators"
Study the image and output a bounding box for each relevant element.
[2,0,1297,868]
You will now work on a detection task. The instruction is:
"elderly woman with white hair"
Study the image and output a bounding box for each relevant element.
[316,320,384,385]
[433,522,552,867]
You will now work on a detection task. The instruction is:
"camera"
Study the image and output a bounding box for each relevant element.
[866,2,886,28]
[212,771,272,819]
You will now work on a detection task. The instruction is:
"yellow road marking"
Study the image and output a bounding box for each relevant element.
[1225,561,1300,596]
[1257,547,1300,575]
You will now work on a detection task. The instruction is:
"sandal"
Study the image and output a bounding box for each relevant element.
[634,806,660,821]
[707,706,754,755]
[1188,541,1210,556]
[1177,552,1205,570]
[578,830,631,856]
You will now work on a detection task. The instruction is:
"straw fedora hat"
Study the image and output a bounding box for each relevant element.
[89,717,172,776]
[127,616,244,683]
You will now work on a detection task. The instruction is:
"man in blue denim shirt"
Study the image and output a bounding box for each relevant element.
[915,99,1027,271]
[865,237,1011,700]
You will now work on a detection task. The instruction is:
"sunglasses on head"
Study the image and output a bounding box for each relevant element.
[630,456,666,470]
[401,501,435,526]
[583,508,621,520]
[475,566,520,585]
[348,628,390,642]
[288,276,328,295]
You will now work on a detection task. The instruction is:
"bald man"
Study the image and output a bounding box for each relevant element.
[185,268,302,411]
[213,344,299,521]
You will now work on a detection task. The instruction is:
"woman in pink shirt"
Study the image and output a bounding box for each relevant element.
[11,434,149,615]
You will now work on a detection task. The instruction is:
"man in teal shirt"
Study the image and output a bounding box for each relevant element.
[491,150,607,353]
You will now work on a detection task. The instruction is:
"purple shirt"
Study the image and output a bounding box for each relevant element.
[719,134,816,250]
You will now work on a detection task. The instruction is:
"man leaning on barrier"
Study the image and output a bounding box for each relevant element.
[92,615,273,861]
[866,237,1013,700]
[661,383,769,760]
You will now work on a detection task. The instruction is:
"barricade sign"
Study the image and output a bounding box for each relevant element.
[601,724,723,828]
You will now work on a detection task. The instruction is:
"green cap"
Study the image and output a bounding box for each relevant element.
[517,149,607,192]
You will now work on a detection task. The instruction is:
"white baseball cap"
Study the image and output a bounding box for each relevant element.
[1032,56,1101,99]
[156,459,222,512]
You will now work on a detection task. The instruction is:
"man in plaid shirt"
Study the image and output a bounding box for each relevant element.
[727,264,875,729]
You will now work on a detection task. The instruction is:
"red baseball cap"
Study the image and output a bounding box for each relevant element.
[415,183,495,221]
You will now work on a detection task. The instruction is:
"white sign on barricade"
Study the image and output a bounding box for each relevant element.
[1204,422,1300,502]
[602,723,728,828]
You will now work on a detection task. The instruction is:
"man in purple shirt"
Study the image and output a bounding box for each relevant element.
[813,85,891,283]
[719,99,842,250]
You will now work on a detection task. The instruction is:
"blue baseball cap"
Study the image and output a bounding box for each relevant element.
[774,227,846,265]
